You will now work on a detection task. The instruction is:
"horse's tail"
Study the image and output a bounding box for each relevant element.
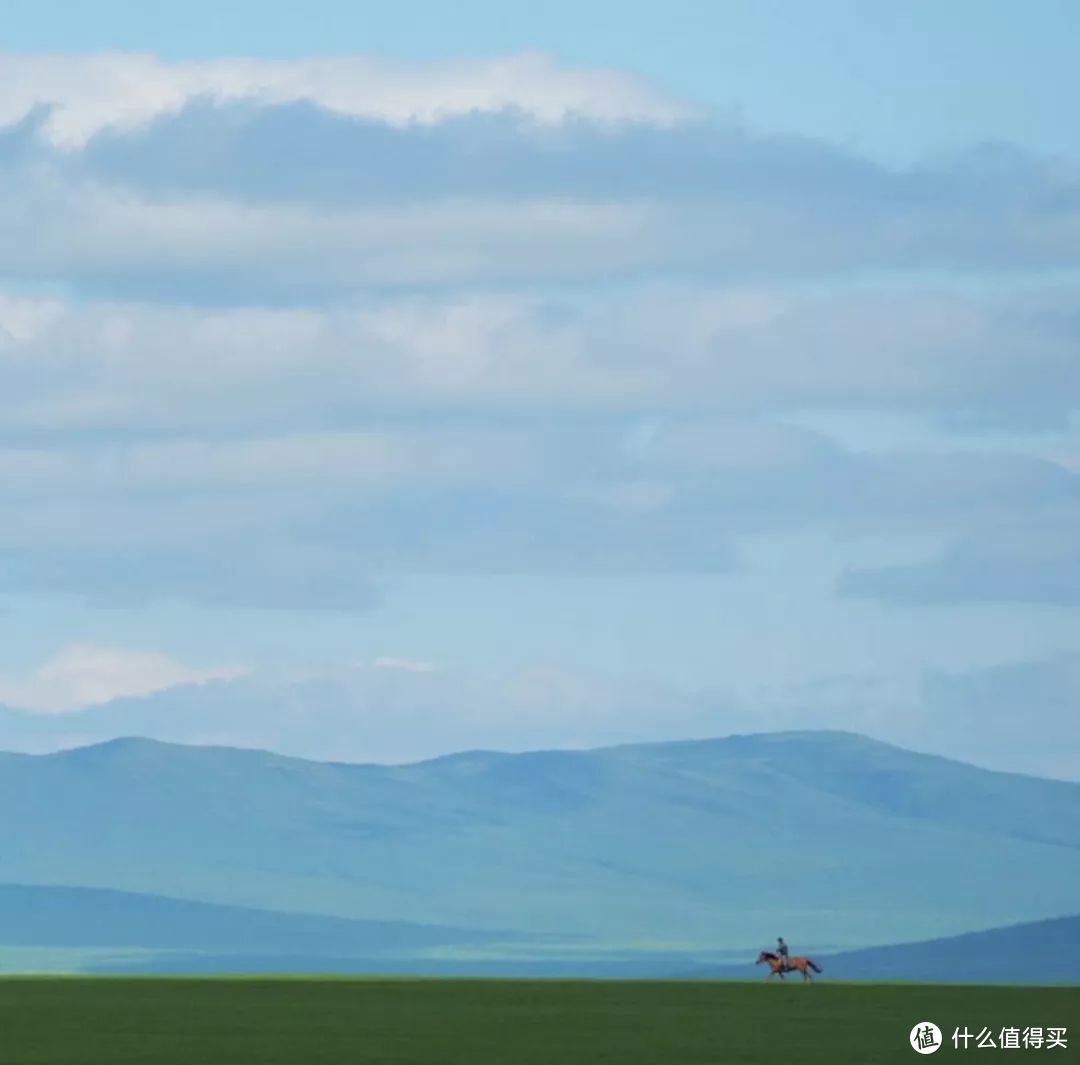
[807,959,822,973]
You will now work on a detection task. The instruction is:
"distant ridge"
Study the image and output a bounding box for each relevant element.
[1,731,1077,959]
[0,726,1029,767]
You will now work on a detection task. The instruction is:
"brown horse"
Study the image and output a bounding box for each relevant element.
[756,950,822,981]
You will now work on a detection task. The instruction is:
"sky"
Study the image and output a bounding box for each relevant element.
[0,2,1078,778]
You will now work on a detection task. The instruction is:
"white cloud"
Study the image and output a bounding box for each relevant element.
[0,50,693,149]
[0,292,65,343]
[2,286,1077,434]
[370,657,436,673]
[0,643,248,713]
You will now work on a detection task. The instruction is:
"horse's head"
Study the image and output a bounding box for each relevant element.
[755,951,776,965]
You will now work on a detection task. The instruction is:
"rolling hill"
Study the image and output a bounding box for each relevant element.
[1,731,1078,957]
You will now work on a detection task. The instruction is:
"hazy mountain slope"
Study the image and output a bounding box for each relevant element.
[0,884,515,954]
[823,913,1080,983]
[694,913,1080,984]
[1,732,1077,950]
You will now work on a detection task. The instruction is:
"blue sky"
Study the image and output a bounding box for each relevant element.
[0,2,1078,778]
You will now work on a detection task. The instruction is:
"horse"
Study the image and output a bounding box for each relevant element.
[755,950,822,981]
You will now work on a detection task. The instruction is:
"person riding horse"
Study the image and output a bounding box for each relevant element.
[755,945,821,981]
[776,937,789,972]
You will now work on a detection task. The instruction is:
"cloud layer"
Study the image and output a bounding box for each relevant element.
[4,287,1080,430]
[1,53,1079,302]
[0,49,1078,618]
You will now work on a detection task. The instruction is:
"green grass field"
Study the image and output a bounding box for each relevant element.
[0,978,1073,1064]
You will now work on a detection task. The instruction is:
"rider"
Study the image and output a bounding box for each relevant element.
[777,937,789,972]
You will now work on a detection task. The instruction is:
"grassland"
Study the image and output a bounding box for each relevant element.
[0,977,1073,1064]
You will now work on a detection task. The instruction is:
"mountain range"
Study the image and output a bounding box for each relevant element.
[1,730,1078,974]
